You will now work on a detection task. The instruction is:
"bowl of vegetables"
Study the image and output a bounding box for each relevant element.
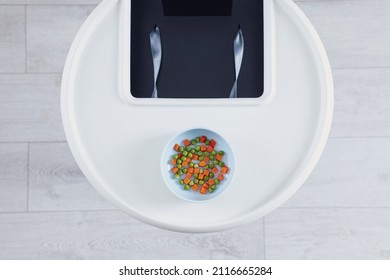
[161,128,235,202]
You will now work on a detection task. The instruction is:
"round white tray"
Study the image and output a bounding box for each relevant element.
[61,0,333,233]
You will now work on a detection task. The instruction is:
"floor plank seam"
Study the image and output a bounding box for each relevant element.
[0,141,68,144]
[0,209,120,215]
[0,4,99,7]
[263,217,266,260]
[280,207,390,209]
[26,143,30,212]
[24,5,27,74]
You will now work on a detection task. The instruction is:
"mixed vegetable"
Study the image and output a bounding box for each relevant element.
[170,135,230,194]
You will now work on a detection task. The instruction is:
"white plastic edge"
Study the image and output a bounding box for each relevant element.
[118,0,276,106]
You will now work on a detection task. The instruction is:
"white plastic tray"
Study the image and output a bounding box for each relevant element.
[119,0,275,105]
[61,0,333,233]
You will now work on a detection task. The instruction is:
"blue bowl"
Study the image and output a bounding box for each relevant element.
[161,128,235,202]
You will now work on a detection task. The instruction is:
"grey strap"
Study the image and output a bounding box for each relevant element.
[229,27,244,98]
[150,26,162,98]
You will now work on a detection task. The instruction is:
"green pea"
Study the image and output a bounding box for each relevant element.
[204,176,209,181]
[191,140,197,145]
[199,156,204,161]
[194,179,199,184]
[210,155,215,160]
[208,188,214,193]
[219,162,225,167]
[173,154,179,159]
[178,170,183,176]
[181,156,187,161]
[177,164,182,169]
[209,163,215,168]
[179,179,185,185]
[195,146,201,151]
[215,179,220,185]
[204,152,210,156]
[211,185,217,190]
[194,164,199,168]
[209,172,214,178]
[199,169,204,174]
[183,168,188,173]
[205,140,210,145]
[182,151,188,156]
[204,165,209,169]
[188,153,193,158]
[189,162,194,167]
[219,151,225,155]
[174,174,180,179]
[186,146,191,151]
[179,147,184,152]
[177,159,182,164]
[191,149,196,154]
[184,185,190,191]
[196,137,200,142]
[197,151,203,156]
[212,150,217,156]
[189,181,194,186]
[213,160,219,165]
[199,180,204,185]
[194,174,198,179]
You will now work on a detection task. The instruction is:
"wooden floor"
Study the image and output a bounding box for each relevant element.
[0,0,390,259]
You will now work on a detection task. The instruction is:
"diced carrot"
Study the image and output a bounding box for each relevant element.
[200,136,207,143]
[192,155,199,161]
[194,168,200,174]
[174,144,180,151]
[209,179,215,185]
[218,173,224,181]
[199,161,206,167]
[182,161,188,167]
[192,184,199,192]
[207,146,214,153]
[198,174,204,180]
[204,169,210,176]
[188,167,194,174]
[216,154,223,161]
[202,183,209,189]
[171,167,178,174]
[212,167,218,174]
[184,178,190,184]
[221,166,229,174]
[186,157,191,163]
[183,139,190,146]
[186,173,192,179]
[204,156,210,163]
[210,139,216,148]
[171,158,177,165]
[201,145,207,152]
[200,187,207,194]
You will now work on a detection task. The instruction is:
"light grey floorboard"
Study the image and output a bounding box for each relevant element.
[0,144,27,212]
[296,0,390,68]
[266,209,390,260]
[0,211,264,260]
[29,143,116,211]
[27,5,96,73]
[283,138,390,208]
[0,74,65,142]
[0,0,388,260]
[0,0,101,4]
[0,6,25,73]
[330,68,390,138]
